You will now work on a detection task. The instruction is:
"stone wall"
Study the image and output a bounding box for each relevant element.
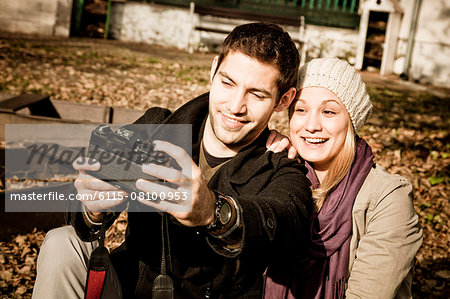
[0,0,73,37]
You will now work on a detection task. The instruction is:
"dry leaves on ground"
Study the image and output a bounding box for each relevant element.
[0,33,449,298]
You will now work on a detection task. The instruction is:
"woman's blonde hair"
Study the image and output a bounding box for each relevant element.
[313,118,356,211]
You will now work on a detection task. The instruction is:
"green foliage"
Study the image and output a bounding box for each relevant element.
[430,150,439,160]
[128,56,138,66]
[418,202,431,210]
[177,70,191,81]
[90,51,100,59]
[20,80,29,91]
[147,57,158,64]
[0,81,7,91]
[427,176,445,186]
[424,213,442,225]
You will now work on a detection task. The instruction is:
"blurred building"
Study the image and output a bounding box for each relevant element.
[0,0,448,87]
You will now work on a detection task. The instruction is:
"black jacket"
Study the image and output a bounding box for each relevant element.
[71,93,312,298]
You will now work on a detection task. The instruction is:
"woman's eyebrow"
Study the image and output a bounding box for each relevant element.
[322,99,340,104]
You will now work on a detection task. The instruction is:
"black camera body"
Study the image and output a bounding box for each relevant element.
[86,125,178,194]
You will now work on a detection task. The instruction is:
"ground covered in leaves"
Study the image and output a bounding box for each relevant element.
[0,32,449,298]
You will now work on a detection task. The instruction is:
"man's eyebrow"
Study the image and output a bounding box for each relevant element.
[218,71,273,97]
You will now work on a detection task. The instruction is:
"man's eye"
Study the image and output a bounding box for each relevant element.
[222,80,232,86]
[251,93,265,100]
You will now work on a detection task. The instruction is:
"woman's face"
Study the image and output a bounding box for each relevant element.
[289,87,350,171]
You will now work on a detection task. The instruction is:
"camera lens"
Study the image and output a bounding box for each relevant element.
[153,151,169,165]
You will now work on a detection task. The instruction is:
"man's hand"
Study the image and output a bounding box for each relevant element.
[136,140,216,227]
[73,158,127,222]
[266,130,297,159]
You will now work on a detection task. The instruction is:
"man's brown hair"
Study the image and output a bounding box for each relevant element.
[214,22,300,103]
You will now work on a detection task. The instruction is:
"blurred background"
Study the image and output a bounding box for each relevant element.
[0,0,448,298]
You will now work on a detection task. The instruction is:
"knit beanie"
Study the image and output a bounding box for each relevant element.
[297,58,372,131]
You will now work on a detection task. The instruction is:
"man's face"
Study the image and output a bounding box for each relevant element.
[205,51,283,155]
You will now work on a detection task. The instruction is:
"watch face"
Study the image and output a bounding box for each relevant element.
[219,202,232,225]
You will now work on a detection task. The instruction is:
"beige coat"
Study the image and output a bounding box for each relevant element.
[346,164,423,298]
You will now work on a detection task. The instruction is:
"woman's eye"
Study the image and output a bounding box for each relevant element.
[323,110,336,115]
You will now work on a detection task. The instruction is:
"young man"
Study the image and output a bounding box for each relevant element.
[33,22,312,298]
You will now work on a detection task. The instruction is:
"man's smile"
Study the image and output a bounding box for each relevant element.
[220,112,249,129]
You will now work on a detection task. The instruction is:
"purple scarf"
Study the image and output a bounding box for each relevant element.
[265,137,374,299]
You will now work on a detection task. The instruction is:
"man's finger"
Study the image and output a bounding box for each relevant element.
[80,190,126,212]
[136,178,188,195]
[142,163,190,184]
[74,173,122,192]
[72,157,100,171]
[153,140,193,173]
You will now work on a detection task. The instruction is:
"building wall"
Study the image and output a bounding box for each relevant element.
[303,25,358,64]
[395,0,450,87]
[111,2,359,62]
[111,1,449,87]
[0,0,73,37]
[111,2,192,49]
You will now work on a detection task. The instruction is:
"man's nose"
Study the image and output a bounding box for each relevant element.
[227,90,247,115]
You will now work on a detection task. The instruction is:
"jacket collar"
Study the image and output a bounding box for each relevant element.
[221,128,272,185]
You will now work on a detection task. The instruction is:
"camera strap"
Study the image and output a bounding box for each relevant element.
[152,213,174,299]
[84,215,110,299]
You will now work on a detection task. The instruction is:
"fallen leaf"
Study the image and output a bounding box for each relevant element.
[15,285,28,295]
[21,246,32,258]
[14,235,27,247]
[0,269,13,281]
[435,270,450,280]
[18,265,31,275]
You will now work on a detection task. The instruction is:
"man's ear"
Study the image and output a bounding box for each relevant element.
[275,87,297,112]
[210,56,219,83]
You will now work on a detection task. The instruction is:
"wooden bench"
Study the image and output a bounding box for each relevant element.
[187,2,307,65]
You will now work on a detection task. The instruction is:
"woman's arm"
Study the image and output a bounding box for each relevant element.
[346,175,422,298]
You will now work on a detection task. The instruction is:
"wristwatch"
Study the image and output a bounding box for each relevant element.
[217,197,232,227]
[207,192,238,237]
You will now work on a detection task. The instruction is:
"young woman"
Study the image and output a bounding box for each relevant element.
[265,58,422,298]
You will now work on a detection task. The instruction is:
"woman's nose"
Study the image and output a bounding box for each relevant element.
[304,113,322,132]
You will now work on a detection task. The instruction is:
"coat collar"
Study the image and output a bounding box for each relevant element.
[221,128,273,185]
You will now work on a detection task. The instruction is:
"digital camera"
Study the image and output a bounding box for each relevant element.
[86,125,178,194]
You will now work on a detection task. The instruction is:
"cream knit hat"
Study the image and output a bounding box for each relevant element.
[297,58,372,131]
